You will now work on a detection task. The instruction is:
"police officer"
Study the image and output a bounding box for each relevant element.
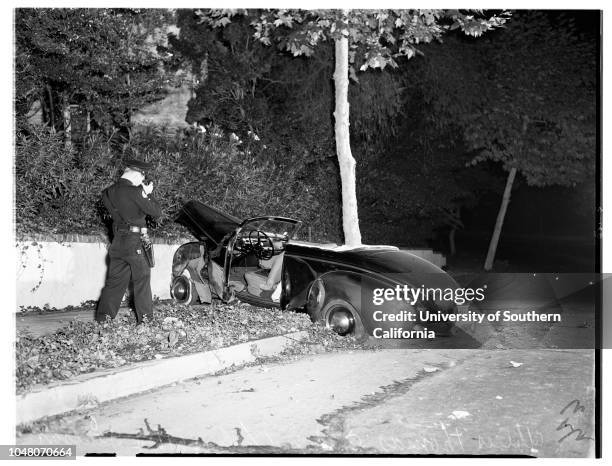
[96,159,162,324]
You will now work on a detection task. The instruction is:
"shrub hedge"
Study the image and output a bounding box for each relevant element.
[15,124,342,242]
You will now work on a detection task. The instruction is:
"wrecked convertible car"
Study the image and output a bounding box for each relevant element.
[170,200,460,339]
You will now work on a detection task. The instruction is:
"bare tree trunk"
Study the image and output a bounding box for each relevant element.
[126,73,132,136]
[446,206,461,256]
[63,96,72,150]
[39,90,49,125]
[449,228,456,256]
[484,167,517,270]
[333,33,362,246]
[46,85,55,129]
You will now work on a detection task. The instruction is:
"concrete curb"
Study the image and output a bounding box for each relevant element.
[16,331,308,425]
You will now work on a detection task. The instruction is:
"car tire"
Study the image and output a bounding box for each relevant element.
[320,298,366,341]
[171,274,199,305]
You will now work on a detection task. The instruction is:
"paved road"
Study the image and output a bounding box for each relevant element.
[18,348,595,457]
[15,280,597,456]
[16,308,125,338]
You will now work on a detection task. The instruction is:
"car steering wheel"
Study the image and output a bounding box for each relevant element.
[249,230,274,260]
[232,232,253,254]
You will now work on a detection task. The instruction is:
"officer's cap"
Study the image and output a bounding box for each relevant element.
[124,158,153,174]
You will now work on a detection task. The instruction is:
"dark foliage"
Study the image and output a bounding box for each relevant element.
[15,8,173,132]
[15,124,342,242]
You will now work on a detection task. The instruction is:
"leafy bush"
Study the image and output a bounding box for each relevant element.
[16,128,113,234]
[15,124,342,242]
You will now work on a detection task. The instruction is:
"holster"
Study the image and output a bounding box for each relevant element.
[141,233,155,268]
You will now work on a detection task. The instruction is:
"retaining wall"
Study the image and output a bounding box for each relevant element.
[16,234,446,309]
[399,248,447,269]
[16,234,192,309]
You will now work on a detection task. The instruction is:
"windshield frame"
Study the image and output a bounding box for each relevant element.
[221,216,302,296]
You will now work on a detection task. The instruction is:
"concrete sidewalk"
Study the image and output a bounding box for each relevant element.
[17,349,595,457]
[17,330,308,425]
[15,304,312,424]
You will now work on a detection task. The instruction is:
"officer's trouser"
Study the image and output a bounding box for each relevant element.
[96,232,153,324]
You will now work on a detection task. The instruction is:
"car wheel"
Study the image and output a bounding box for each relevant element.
[320,298,366,340]
[171,274,199,305]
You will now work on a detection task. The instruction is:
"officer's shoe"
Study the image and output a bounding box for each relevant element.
[138,314,153,325]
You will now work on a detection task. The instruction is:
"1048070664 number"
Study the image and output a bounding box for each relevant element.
[3,445,75,459]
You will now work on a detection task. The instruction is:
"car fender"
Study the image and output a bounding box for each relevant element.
[306,271,378,336]
[307,271,425,337]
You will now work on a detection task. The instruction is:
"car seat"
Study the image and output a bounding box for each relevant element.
[244,269,271,296]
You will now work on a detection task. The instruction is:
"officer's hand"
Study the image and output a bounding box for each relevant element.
[142,182,154,196]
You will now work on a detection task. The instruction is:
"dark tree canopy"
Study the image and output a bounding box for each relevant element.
[412,11,597,187]
[15,8,174,131]
[169,9,410,162]
[14,9,597,250]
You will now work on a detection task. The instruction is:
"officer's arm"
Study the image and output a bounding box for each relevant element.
[133,189,162,218]
[102,188,112,213]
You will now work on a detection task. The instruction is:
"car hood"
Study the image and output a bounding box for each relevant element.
[175,200,240,245]
[286,243,458,288]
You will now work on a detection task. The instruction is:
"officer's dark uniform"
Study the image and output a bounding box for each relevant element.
[96,161,162,324]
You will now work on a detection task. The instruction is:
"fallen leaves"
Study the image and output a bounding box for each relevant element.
[168,331,179,348]
[448,410,471,420]
[16,302,313,394]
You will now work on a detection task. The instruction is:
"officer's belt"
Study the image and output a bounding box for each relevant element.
[115,225,148,234]
[103,189,148,235]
